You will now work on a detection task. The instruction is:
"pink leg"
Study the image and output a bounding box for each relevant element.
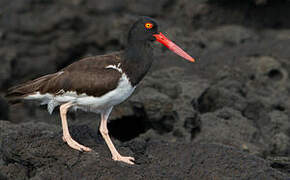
[99,107,135,165]
[60,102,91,152]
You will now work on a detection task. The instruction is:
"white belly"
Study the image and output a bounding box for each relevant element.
[25,73,136,114]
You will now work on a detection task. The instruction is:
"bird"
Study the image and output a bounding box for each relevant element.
[6,16,195,165]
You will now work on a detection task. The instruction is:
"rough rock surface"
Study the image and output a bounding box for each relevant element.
[0,121,287,180]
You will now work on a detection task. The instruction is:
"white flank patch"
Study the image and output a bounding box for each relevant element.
[24,71,135,114]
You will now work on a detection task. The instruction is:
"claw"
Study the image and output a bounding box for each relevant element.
[113,155,135,165]
[62,136,66,142]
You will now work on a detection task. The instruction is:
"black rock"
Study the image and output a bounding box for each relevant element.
[0,120,288,179]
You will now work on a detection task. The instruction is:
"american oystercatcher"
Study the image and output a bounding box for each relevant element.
[6,17,195,165]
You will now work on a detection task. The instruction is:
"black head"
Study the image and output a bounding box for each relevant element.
[126,16,195,63]
[128,17,159,42]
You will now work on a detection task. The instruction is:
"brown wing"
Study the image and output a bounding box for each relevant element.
[40,68,121,97]
[42,51,124,96]
[6,51,124,102]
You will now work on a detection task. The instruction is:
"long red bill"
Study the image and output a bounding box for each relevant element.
[153,32,195,62]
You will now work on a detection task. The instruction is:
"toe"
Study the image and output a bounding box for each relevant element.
[81,146,92,152]
[126,159,135,165]
[66,138,91,152]
[113,155,135,165]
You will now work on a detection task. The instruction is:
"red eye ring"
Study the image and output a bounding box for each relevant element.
[145,23,153,29]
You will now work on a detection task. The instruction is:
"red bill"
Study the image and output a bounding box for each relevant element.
[153,32,195,62]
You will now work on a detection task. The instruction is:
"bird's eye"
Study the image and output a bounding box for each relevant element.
[145,23,153,29]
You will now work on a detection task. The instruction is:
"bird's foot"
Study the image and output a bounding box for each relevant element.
[113,155,135,165]
[62,136,92,152]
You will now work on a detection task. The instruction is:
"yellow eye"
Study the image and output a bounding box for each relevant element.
[145,22,153,29]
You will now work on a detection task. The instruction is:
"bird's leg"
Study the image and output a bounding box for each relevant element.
[60,102,91,152]
[99,107,135,165]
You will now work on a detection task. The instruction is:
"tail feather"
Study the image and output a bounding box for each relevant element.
[6,73,59,104]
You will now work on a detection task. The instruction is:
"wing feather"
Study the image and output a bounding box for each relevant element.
[6,51,124,104]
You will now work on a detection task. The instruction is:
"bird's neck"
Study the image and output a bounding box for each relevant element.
[122,40,154,86]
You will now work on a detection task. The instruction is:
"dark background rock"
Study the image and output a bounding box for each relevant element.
[1,0,290,178]
[0,96,9,120]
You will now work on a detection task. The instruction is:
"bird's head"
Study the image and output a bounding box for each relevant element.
[128,16,195,62]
